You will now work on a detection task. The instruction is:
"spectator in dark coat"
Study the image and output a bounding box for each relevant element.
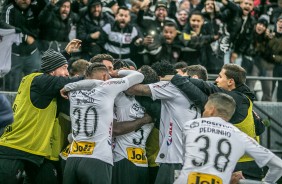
[38,0,79,52]
[269,15,282,102]
[2,0,46,91]
[77,0,114,60]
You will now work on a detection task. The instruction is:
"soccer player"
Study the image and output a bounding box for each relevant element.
[174,93,282,184]
[171,63,264,179]
[113,90,153,184]
[126,61,202,184]
[112,63,154,184]
[62,63,144,184]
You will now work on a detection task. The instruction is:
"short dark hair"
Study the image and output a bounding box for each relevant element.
[113,59,130,70]
[207,93,236,121]
[90,54,114,63]
[186,65,208,81]
[139,65,160,84]
[174,62,188,69]
[85,63,108,77]
[222,64,246,87]
[117,6,130,14]
[164,21,178,29]
[113,59,137,70]
[189,10,204,20]
[70,59,90,76]
[151,60,177,77]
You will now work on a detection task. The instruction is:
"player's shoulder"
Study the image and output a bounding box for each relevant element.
[183,117,238,131]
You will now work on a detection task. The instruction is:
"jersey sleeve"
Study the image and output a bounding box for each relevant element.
[148,81,179,101]
[101,77,130,96]
[241,132,275,167]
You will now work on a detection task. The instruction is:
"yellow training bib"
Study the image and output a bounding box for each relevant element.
[127,147,147,164]
[187,172,223,184]
[70,141,95,155]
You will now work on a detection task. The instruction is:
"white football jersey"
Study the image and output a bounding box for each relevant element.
[174,117,275,184]
[68,77,130,165]
[113,92,153,167]
[148,81,201,164]
[0,29,21,77]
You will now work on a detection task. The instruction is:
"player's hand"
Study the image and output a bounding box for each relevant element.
[110,70,119,78]
[60,88,69,99]
[65,39,82,54]
[230,171,244,184]
[142,113,153,125]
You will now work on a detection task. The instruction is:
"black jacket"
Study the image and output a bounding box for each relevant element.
[219,1,255,55]
[2,0,46,56]
[77,11,114,58]
[38,1,79,47]
[171,74,255,124]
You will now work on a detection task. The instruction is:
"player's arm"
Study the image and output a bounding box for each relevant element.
[125,84,152,97]
[262,155,282,183]
[113,113,153,136]
[243,132,282,183]
[60,79,102,99]
[172,74,218,94]
[118,70,144,87]
[171,74,209,111]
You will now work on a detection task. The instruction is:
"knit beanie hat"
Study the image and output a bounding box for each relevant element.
[258,14,270,27]
[104,0,117,8]
[41,49,68,73]
[155,0,167,11]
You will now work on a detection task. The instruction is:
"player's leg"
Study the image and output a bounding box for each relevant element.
[77,158,112,184]
[113,158,149,184]
[154,163,182,184]
[63,157,80,184]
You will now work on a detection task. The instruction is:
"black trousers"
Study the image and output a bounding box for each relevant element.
[0,158,59,184]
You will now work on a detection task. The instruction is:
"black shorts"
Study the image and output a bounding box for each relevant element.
[154,163,182,184]
[112,158,149,184]
[63,157,112,184]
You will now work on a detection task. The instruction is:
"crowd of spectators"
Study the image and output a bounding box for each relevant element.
[0,0,282,101]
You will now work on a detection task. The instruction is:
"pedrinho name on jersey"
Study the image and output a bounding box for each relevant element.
[199,127,231,138]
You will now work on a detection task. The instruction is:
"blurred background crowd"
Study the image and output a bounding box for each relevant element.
[0,0,282,101]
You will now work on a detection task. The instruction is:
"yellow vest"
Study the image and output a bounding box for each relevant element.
[0,73,57,157]
[145,127,160,167]
[47,114,71,161]
[234,97,258,162]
